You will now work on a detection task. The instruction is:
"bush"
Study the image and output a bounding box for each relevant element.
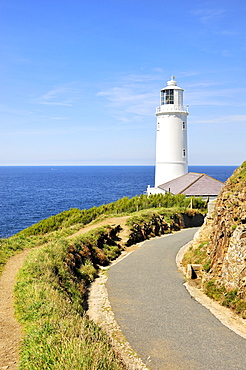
[15,194,206,237]
[204,280,246,318]
[204,280,226,301]
[15,225,125,369]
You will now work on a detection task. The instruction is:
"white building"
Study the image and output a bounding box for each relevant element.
[147,77,224,198]
[155,76,189,187]
[147,77,188,195]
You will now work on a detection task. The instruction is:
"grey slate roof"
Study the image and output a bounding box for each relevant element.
[158,172,224,196]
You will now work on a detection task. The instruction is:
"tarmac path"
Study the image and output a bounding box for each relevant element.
[106,228,246,370]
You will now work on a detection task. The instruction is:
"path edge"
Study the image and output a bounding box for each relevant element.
[176,228,246,340]
[87,246,150,370]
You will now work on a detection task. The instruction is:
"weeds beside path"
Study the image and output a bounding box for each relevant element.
[0,216,130,370]
[0,199,205,369]
[70,215,130,242]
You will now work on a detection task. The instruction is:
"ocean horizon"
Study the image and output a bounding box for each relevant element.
[0,165,238,238]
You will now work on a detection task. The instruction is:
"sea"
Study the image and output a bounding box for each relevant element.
[0,165,238,239]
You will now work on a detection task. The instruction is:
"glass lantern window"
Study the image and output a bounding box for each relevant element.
[161,89,174,105]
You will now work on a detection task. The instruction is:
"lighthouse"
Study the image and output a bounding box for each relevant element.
[146,77,224,199]
[155,76,189,187]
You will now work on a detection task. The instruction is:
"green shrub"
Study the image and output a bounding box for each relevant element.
[204,280,226,301]
[203,260,211,272]
[15,194,206,238]
[15,226,125,369]
[222,289,239,308]
[182,242,210,272]
[235,299,246,316]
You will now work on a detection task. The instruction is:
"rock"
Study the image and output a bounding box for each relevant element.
[187,161,246,297]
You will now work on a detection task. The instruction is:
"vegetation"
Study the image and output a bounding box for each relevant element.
[183,243,246,318]
[0,193,206,368]
[204,280,246,318]
[125,208,190,246]
[0,225,82,276]
[15,225,126,369]
[227,161,246,189]
[181,161,246,318]
[0,193,205,275]
[15,193,206,237]
[182,242,211,272]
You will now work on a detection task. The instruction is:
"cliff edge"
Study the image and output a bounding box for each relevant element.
[209,161,246,294]
[183,161,246,316]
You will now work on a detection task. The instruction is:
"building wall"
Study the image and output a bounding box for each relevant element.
[155,112,188,187]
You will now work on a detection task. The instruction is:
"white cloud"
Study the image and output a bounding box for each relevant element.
[217,30,239,36]
[193,8,226,24]
[186,87,246,106]
[190,115,246,124]
[37,82,80,106]
[97,71,163,120]
[97,70,246,131]
[0,104,33,116]
[98,86,156,109]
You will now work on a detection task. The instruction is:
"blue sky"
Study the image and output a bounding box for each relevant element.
[0,0,245,166]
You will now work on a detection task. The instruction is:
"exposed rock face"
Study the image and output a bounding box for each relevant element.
[126,211,204,247]
[195,162,246,294]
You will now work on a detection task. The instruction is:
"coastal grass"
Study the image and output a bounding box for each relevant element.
[204,280,246,318]
[227,160,246,189]
[0,224,82,275]
[12,203,206,369]
[15,193,206,237]
[0,193,206,276]
[182,241,246,318]
[13,205,205,368]
[0,193,206,369]
[15,227,125,369]
[182,242,211,272]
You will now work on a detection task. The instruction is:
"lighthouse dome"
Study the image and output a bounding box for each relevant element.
[161,77,183,91]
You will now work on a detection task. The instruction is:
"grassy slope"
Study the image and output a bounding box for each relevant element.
[0,193,206,369]
[15,229,125,370]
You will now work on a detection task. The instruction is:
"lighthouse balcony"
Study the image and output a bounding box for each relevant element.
[156,105,189,114]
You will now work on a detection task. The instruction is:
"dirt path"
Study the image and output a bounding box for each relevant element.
[0,249,31,370]
[0,216,130,369]
[70,216,130,244]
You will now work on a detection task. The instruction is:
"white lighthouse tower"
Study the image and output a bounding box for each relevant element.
[146,77,224,199]
[155,77,189,187]
[147,77,189,195]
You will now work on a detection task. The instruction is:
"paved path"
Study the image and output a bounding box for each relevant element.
[106,229,246,370]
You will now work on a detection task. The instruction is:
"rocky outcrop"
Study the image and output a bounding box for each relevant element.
[187,162,246,296]
[126,211,204,247]
[208,162,246,291]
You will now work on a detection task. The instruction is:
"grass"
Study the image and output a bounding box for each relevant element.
[182,161,246,318]
[0,193,207,369]
[227,161,246,190]
[204,280,246,318]
[182,242,211,272]
[0,225,83,276]
[15,227,126,369]
[183,240,246,319]
[15,193,206,237]
[0,194,206,276]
